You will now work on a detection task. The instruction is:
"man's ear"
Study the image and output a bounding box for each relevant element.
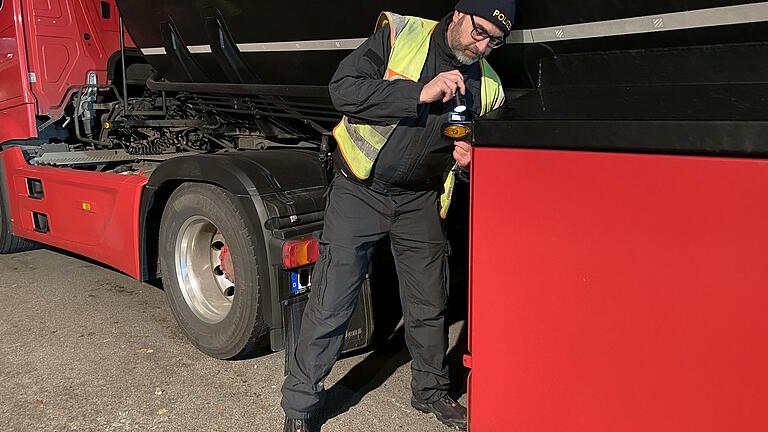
[453,10,463,23]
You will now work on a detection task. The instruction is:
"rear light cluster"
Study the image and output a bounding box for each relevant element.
[282,238,319,268]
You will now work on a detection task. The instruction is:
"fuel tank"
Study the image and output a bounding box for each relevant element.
[116,0,768,89]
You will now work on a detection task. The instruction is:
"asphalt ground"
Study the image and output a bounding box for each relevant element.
[0,247,469,432]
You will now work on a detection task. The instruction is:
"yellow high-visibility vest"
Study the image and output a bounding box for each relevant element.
[333,11,505,218]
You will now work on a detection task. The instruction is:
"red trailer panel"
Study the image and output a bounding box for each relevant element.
[468,148,768,431]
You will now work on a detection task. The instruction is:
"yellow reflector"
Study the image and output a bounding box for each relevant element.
[443,124,471,139]
[81,202,92,211]
[102,121,112,130]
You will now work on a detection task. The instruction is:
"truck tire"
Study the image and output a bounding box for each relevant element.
[0,173,37,254]
[159,182,267,359]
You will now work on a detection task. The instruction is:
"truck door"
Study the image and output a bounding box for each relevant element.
[0,0,38,143]
[20,0,121,119]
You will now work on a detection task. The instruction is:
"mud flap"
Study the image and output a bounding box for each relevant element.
[282,276,375,375]
[282,293,308,376]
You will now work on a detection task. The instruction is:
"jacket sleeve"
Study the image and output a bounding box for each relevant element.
[329,27,425,123]
[455,167,471,183]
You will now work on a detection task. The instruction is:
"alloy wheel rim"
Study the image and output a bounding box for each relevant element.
[174,216,235,324]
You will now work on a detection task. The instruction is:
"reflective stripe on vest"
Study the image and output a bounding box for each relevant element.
[333,12,504,216]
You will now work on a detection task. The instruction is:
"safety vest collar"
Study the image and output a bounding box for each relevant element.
[377,12,438,82]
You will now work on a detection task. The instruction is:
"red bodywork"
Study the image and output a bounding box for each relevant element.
[0,0,142,276]
[468,148,768,431]
[0,0,133,142]
[0,0,37,141]
[1,146,147,278]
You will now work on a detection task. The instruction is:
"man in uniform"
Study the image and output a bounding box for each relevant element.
[281,1,514,430]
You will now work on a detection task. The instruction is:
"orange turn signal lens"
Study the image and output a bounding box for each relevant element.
[282,238,319,268]
[443,124,471,139]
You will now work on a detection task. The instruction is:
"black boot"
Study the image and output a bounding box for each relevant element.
[411,395,467,431]
[283,418,318,432]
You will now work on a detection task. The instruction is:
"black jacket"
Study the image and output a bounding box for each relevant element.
[329,14,482,192]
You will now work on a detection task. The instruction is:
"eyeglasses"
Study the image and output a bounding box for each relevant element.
[469,15,506,48]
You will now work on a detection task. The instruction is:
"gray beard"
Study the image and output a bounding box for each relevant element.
[452,48,480,65]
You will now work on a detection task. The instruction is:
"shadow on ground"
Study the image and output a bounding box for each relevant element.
[320,287,469,426]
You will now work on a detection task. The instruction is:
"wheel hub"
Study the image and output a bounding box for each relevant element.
[174,216,236,324]
[218,244,234,283]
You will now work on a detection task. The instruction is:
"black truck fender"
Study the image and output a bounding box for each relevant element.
[138,148,328,347]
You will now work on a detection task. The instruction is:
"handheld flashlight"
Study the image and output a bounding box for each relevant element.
[442,93,472,140]
[453,93,466,115]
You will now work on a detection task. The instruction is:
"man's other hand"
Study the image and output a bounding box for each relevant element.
[419,70,466,104]
[453,141,471,171]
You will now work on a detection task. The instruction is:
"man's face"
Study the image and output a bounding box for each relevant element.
[448,11,504,65]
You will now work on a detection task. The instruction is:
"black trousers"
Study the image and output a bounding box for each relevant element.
[281,173,451,419]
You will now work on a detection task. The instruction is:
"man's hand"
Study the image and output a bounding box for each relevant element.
[453,141,471,171]
[419,70,466,104]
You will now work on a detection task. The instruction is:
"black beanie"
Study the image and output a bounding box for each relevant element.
[455,0,516,36]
